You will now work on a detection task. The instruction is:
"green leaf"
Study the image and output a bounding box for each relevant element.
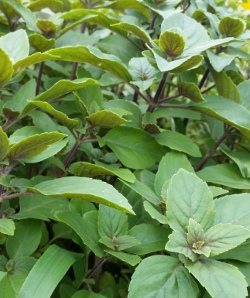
[159,30,185,58]
[72,290,107,298]
[24,78,98,114]
[0,126,9,161]
[56,210,104,258]
[128,224,171,255]
[103,126,164,170]
[190,95,250,138]
[155,130,201,157]
[167,169,215,233]
[178,81,205,103]
[87,110,127,127]
[29,34,55,52]
[30,177,134,215]
[98,205,128,239]
[207,50,235,72]
[0,29,29,63]
[0,1,39,32]
[6,219,42,259]
[111,22,153,45]
[0,219,15,236]
[12,194,69,221]
[153,49,203,72]
[104,249,141,266]
[210,69,241,103]
[214,193,250,230]
[128,255,199,298]
[100,235,140,251]
[166,230,198,261]
[238,79,250,111]
[143,201,168,224]
[219,17,245,37]
[29,101,78,130]
[204,223,250,256]
[48,46,132,82]
[70,161,135,183]
[36,19,57,37]
[8,132,66,162]
[221,149,250,178]
[0,49,13,86]
[185,258,248,298]
[197,163,250,189]
[155,152,194,198]
[106,1,150,19]
[17,245,81,298]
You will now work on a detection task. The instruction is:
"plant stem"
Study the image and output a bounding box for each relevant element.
[195,134,227,171]
[78,254,111,290]
[36,62,45,95]
[2,192,31,201]
[158,93,180,103]
[199,68,210,89]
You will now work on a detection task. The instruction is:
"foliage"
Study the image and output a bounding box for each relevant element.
[0,0,250,297]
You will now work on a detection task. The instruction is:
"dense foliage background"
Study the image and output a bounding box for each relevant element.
[1,0,250,297]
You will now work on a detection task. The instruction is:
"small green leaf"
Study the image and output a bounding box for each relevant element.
[178,81,205,103]
[100,235,140,251]
[155,130,201,157]
[87,110,127,127]
[185,258,248,298]
[159,30,185,58]
[6,219,42,259]
[17,245,81,298]
[210,69,241,103]
[128,255,199,298]
[143,201,168,224]
[0,29,29,63]
[8,132,66,162]
[98,205,128,239]
[214,193,250,230]
[36,19,57,37]
[0,49,13,86]
[165,230,197,261]
[103,126,164,170]
[0,219,15,236]
[29,101,78,130]
[30,177,134,214]
[56,211,104,258]
[167,169,215,233]
[0,126,9,161]
[29,34,55,52]
[219,17,245,37]
[105,249,141,266]
[111,22,153,45]
[221,149,250,178]
[204,223,250,256]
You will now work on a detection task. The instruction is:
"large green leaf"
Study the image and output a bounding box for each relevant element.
[155,130,201,157]
[197,163,250,189]
[70,161,135,183]
[106,0,150,18]
[87,110,127,127]
[28,101,78,130]
[102,126,164,170]
[0,49,13,86]
[0,29,29,63]
[56,211,104,258]
[17,245,81,298]
[8,132,66,163]
[159,30,185,58]
[219,16,245,37]
[214,193,250,230]
[204,223,250,256]
[6,219,42,259]
[185,259,248,298]
[154,152,194,198]
[0,126,9,161]
[190,95,250,138]
[29,177,134,214]
[128,255,199,298]
[167,169,215,233]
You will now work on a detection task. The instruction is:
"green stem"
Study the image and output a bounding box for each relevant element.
[36,62,45,95]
